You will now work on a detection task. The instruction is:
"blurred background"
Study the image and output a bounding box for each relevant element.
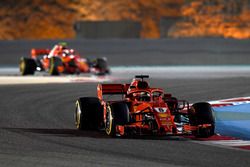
[1,0,250,40]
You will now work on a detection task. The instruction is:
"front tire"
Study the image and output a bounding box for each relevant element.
[49,57,63,76]
[94,58,110,75]
[75,97,103,130]
[105,102,130,137]
[19,57,36,75]
[189,102,215,137]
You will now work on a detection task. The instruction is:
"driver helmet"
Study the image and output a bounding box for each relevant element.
[58,42,68,50]
[133,92,150,101]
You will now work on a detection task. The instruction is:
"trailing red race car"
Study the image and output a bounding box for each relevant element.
[19,42,110,76]
[75,75,215,137]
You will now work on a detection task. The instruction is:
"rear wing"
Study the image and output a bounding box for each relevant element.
[97,84,130,100]
[31,48,50,58]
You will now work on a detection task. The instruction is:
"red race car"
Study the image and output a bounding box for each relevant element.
[75,75,215,137]
[19,42,110,76]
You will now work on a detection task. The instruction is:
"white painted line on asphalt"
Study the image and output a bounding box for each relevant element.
[1,65,250,78]
[111,66,250,79]
[204,140,250,146]
[0,76,110,85]
[0,65,250,84]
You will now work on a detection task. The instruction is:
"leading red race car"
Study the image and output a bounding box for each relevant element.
[19,42,110,76]
[75,75,215,137]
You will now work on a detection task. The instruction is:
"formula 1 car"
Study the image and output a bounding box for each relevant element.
[19,42,110,76]
[75,75,215,137]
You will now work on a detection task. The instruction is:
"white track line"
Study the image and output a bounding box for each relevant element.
[204,140,250,147]
[2,65,250,79]
[0,76,110,85]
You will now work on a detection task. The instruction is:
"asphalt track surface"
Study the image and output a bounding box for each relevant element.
[1,39,250,167]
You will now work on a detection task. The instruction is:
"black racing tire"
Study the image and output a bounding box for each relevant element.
[75,97,103,130]
[190,102,215,137]
[49,57,63,76]
[19,57,37,75]
[94,58,110,75]
[105,102,130,137]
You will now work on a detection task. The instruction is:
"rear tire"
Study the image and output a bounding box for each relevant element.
[49,57,63,76]
[105,102,130,137]
[19,57,36,75]
[75,97,103,130]
[189,102,215,137]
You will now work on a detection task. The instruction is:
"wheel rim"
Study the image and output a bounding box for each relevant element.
[105,106,113,135]
[75,101,81,129]
[49,58,54,75]
[20,60,25,74]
